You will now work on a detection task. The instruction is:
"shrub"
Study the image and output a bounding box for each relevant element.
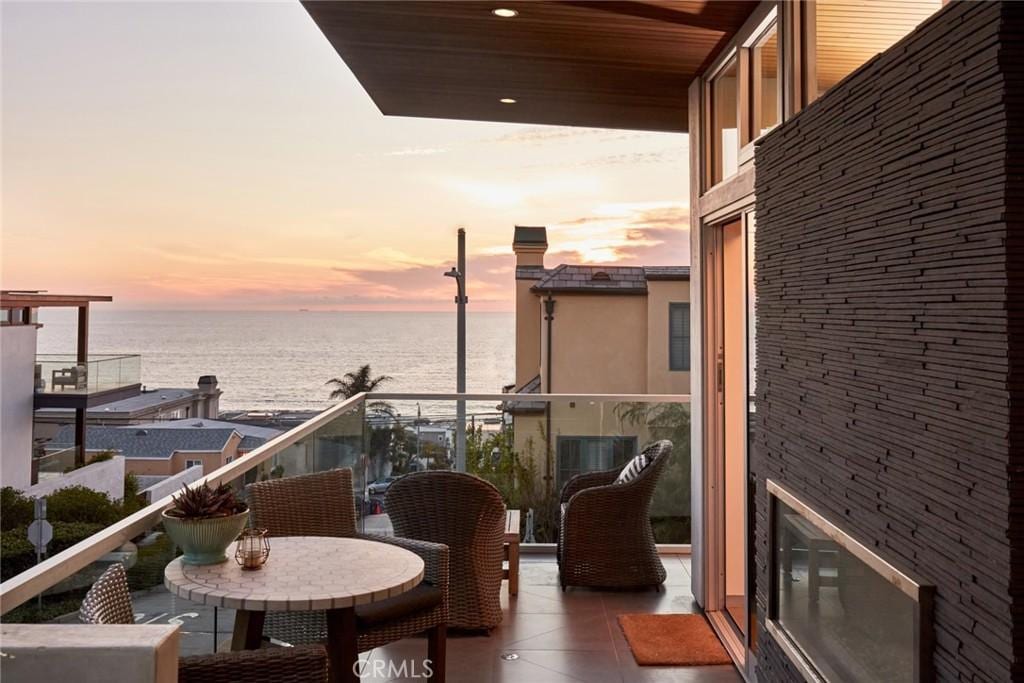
[45,486,122,526]
[120,473,144,517]
[1,487,35,531]
[1,521,105,581]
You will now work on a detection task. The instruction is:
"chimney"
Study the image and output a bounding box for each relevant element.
[512,226,547,388]
[197,375,220,420]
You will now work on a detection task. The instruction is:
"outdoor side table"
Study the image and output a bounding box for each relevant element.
[165,535,424,683]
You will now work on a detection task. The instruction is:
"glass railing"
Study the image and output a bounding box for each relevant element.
[34,354,142,395]
[0,395,365,654]
[33,447,80,478]
[0,392,689,653]
[365,394,691,545]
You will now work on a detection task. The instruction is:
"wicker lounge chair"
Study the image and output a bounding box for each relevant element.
[80,563,329,683]
[385,471,506,631]
[246,468,448,679]
[557,439,672,589]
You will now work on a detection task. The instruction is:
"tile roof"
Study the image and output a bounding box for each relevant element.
[49,425,239,459]
[532,265,649,294]
[135,418,282,441]
[643,266,691,281]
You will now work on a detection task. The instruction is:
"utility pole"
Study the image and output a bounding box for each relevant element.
[445,228,468,472]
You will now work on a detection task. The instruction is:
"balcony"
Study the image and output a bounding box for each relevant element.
[33,354,142,408]
[0,391,735,681]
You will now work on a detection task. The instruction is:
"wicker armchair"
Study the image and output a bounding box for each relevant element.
[557,439,672,590]
[246,468,448,669]
[385,471,506,631]
[80,563,328,683]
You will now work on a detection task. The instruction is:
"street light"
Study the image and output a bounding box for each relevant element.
[445,229,468,472]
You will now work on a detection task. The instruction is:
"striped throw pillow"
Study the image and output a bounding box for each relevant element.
[615,452,649,484]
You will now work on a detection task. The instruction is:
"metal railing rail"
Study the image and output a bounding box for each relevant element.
[371,392,691,402]
[0,392,691,615]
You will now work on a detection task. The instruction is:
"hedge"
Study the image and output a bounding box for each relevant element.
[1,521,105,581]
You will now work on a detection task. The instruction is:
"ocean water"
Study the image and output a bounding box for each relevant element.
[35,310,514,411]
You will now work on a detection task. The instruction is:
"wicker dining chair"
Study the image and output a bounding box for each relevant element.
[557,439,673,589]
[246,468,448,677]
[385,471,506,631]
[80,563,329,683]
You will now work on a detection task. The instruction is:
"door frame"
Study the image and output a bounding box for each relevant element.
[701,210,757,674]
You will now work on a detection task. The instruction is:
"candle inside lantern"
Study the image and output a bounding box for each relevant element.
[235,528,270,570]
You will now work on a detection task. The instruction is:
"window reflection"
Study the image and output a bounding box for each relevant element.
[815,0,941,95]
[755,28,780,137]
[711,57,739,185]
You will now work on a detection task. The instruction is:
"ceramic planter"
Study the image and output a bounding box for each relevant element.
[161,509,249,565]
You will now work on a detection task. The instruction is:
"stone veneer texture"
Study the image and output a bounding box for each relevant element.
[753,1,1024,680]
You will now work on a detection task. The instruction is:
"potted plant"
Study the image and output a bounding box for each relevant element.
[161,483,249,565]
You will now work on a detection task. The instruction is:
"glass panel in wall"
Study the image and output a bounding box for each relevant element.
[814,0,941,96]
[754,26,780,137]
[711,56,739,186]
[773,498,918,682]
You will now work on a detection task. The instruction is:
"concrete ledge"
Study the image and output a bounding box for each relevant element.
[139,465,203,503]
[0,624,179,683]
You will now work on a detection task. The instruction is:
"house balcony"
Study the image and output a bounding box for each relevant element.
[0,391,733,682]
[33,354,142,409]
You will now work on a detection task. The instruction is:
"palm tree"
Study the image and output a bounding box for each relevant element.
[326,364,393,399]
[326,364,396,418]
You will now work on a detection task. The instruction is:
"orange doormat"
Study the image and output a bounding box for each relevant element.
[617,614,732,666]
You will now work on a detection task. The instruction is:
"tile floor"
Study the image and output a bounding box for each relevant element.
[362,555,742,682]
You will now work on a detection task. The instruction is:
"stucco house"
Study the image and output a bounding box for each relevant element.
[47,419,278,478]
[508,226,690,493]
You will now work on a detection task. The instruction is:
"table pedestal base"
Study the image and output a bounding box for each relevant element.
[230,607,358,683]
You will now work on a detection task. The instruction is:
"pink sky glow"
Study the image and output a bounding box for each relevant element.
[1,2,690,312]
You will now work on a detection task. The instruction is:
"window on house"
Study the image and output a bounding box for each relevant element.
[754,24,780,137]
[225,456,234,463]
[711,55,740,186]
[670,303,690,371]
[813,0,941,97]
[557,436,637,489]
[185,459,202,469]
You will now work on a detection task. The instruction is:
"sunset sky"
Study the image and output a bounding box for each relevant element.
[1,2,690,311]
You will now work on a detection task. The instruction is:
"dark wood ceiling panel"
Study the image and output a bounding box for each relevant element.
[302,1,758,132]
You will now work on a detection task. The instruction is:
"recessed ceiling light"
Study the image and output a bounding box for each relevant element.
[500,98,517,104]
[492,8,518,18]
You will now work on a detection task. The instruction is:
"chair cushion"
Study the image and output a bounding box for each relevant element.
[615,451,650,484]
[355,583,443,626]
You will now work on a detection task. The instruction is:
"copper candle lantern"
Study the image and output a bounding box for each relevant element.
[235,528,270,570]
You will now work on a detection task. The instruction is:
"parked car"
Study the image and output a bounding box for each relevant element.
[368,475,399,496]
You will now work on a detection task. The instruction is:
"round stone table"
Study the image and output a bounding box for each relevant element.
[165,536,424,683]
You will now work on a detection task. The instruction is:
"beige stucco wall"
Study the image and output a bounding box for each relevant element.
[646,280,692,395]
[515,278,541,387]
[541,295,648,394]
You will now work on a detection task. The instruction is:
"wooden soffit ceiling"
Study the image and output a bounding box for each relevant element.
[302,1,757,133]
